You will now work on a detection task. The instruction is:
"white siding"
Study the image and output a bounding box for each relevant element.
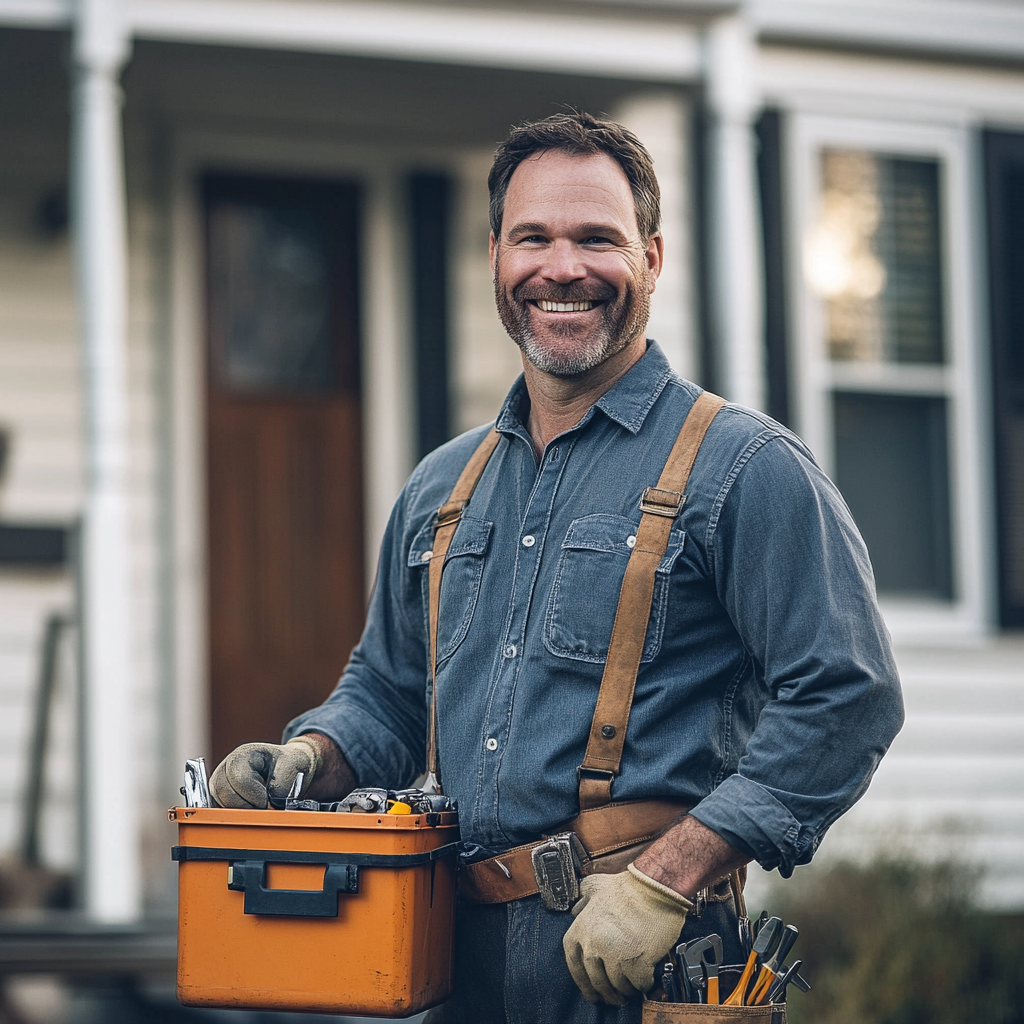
[0,109,168,903]
[746,639,1024,911]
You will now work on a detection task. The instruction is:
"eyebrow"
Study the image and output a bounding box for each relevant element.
[504,221,629,240]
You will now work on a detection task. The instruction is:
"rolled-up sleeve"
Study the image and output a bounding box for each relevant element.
[282,473,432,789]
[688,433,905,876]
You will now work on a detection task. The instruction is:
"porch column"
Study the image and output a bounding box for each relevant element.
[703,14,766,410]
[72,0,140,922]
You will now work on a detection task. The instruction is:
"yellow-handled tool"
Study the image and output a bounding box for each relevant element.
[724,917,781,1006]
[748,923,799,1005]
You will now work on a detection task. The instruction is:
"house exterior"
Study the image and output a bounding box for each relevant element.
[0,0,1021,923]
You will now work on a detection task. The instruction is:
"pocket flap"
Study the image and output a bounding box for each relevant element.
[561,514,684,571]
[408,516,493,567]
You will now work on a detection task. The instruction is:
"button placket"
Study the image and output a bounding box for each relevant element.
[477,431,574,843]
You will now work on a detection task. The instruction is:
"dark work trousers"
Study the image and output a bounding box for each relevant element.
[423,893,745,1024]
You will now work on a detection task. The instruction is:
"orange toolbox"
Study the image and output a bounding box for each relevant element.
[170,805,459,1018]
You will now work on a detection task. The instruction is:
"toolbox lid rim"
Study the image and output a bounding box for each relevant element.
[168,807,459,829]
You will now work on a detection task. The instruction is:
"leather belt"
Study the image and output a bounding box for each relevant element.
[460,799,690,904]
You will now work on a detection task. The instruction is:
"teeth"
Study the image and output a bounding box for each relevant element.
[536,299,596,312]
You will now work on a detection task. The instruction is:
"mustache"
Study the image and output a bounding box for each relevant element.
[512,282,617,304]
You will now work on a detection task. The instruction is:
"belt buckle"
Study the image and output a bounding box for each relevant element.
[531,832,585,912]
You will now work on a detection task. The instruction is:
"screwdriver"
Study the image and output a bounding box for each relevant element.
[749,924,799,1004]
[724,916,781,1006]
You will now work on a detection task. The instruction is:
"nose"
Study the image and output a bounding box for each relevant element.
[541,239,587,283]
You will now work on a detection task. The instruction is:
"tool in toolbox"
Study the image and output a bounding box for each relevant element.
[657,910,810,1008]
[172,764,461,1017]
[181,758,212,809]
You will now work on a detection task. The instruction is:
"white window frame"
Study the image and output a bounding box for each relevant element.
[785,114,990,640]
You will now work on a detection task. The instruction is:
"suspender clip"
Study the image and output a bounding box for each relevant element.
[639,486,684,518]
[433,501,467,531]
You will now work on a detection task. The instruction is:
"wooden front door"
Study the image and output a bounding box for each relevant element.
[205,174,365,763]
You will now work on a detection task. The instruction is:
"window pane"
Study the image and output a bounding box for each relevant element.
[806,150,945,365]
[833,392,953,598]
[208,201,335,394]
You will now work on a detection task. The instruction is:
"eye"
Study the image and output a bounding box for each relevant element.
[582,235,614,245]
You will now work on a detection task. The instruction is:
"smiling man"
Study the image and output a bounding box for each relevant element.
[211,112,904,1023]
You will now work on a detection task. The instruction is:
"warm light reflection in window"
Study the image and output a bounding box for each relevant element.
[804,149,944,365]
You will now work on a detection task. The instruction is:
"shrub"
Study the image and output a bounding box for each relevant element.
[760,856,1024,1024]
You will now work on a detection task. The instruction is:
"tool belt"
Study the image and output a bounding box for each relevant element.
[427,391,734,911]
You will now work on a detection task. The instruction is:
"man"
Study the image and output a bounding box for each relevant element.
[211,112,903,1023]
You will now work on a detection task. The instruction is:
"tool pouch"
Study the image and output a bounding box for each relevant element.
[643,966,787,1024]
[642,1005,786,1024]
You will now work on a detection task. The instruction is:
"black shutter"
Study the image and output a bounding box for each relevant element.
[410,173,452,460]
[984,130,1024,627]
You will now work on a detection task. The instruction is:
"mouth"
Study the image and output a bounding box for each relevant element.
[531,299,600,313]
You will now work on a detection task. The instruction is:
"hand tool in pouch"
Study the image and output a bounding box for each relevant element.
[724,915,781,1006]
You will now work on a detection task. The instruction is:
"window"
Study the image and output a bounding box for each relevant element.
[788,117,987,635]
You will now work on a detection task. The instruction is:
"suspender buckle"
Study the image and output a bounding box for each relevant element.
[639,486,684,518]
[433,500,467,531]
[576,766,617,783]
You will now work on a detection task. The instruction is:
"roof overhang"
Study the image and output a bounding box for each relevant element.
[0,0,706,81]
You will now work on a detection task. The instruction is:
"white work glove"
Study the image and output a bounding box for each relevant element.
[209,737,322,809]
[562,863,692,1005]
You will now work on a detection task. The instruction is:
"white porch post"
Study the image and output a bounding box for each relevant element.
[703,14,766,410]
[72,0,140,922]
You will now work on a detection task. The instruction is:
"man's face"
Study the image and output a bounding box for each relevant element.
[490,150,662,379]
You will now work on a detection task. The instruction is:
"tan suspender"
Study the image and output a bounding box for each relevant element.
[578,390,726,807]
[426,391,726,803]
[426,427,502,784]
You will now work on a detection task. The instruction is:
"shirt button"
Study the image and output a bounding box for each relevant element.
[420,550,432,561]
[522,535,536,547]
[626,535,636,548]
[485,737,498,751]
[504,644,517,658]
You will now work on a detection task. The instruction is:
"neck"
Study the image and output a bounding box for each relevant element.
[522,334,647,455]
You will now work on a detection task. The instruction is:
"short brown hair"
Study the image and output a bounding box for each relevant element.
[488,110,661,241]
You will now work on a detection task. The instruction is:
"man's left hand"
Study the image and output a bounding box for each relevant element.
[562,863,692,1005]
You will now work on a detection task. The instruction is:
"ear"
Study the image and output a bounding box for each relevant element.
[489,231,497,273]
[646,233,664,293]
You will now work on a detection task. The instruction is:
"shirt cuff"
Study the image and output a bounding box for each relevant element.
[283,702,420,791]
[688,773,813,878]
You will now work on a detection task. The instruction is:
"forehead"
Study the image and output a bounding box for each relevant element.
[502,150,639,235]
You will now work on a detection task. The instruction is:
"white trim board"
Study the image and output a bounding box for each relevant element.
[0,0,702,81]
[754,0,1024,64]
[131,0,703,82]
[760,46,1024,130]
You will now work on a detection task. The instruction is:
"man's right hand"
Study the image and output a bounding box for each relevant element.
[210,736,324,809]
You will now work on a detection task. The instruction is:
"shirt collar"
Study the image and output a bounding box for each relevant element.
[494,340,674,438]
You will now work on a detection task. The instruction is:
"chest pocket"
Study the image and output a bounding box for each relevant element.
[544,513,685,664]
[409,515,493,666]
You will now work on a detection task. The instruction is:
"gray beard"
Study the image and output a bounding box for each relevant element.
[493,257,651,379]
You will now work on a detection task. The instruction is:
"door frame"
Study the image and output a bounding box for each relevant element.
[167,128,453,779]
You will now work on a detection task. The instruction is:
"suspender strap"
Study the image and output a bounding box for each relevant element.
[427,428,502,784]
[577,390,726,809]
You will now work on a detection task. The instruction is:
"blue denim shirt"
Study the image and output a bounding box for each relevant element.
[285,343,903,876]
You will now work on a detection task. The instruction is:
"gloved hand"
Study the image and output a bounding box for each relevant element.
[209,737,322,809]
[562,863,693,1005]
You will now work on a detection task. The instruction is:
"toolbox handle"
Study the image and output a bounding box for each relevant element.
[171,844,460,919]
[226,860,358,917]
